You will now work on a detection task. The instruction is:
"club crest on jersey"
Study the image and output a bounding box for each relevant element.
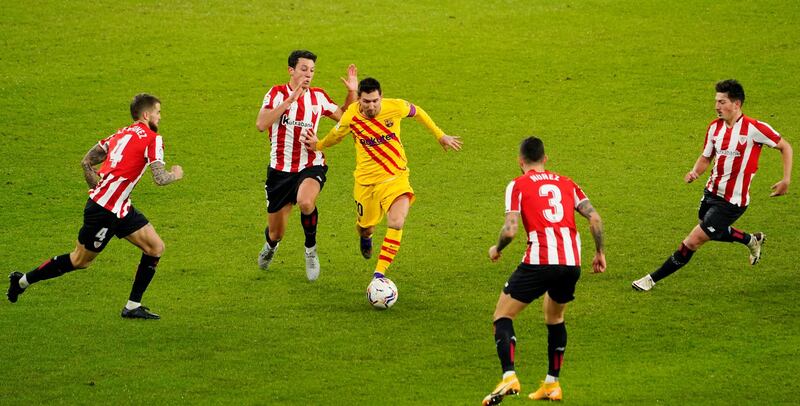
[738,135,748,145]
[384,119,394,128]
[280,115,313,128]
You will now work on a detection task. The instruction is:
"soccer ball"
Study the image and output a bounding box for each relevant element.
[366,277,398,309]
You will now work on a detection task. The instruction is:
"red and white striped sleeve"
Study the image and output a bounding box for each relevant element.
[702,120,718,158]
[146,134,165,165]
[261,86,281,110]
[98,131,117,152]
[751,120,782,147]
[315,89,338,116]
[504,180,521,213]
[571,180,588,208]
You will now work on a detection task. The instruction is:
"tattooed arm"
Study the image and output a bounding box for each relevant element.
[81,144,107,188]
[150,161,184,186]
[488,212,520,262]
[577,199,607,273]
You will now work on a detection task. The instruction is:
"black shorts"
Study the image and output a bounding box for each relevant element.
[77,199,149,253]
[265,165,328,213]
[503,264,581,304]
[698,191,747,239]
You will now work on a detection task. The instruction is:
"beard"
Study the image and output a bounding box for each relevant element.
[148,121,159,132]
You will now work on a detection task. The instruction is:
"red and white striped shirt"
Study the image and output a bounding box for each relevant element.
[505,170,588,266]
[89,122,164,218]
[261,84,338,172]
[702,115,782,207]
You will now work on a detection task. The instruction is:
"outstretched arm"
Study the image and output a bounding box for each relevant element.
[150,161,184,186]
[685,155,712,183]
[410,104,463,152]
[488,212,519,262]
[770,138,793,197]
[81,144,107,188]
[577,200,606,273]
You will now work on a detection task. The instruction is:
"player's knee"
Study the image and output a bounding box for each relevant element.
[297,198,315,214]
[386,215,406,229]
[73,257,93,269]
[145,240,165,257]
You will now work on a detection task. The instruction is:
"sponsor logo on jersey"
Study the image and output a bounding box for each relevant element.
[718,150,741,157]
[359,133,397,147]
[280,115,313,128]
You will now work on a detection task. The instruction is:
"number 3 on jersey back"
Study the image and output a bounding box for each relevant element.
[539,184,564,223]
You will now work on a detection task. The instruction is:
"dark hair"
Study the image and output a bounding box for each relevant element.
[130,93,161,120]
[288,50,317,68]
[715,79,745,105]
[520,136,545,163]
[358,77,382,96]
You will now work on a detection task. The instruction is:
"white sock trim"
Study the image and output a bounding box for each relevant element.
[125,300,141,310]
[545,374,558,383]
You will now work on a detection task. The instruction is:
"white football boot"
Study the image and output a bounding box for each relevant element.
[632,274,655,291]
[258,241,279,270]
[305,246,320,281]
[747,232,765,265]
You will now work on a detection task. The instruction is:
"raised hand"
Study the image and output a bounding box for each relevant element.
[287,84,306,104]
[340,64,358,92]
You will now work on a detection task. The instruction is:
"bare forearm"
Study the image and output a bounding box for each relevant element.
[589,215,604,254]
[496,229,514,252]
[780,142,793,182]
[256,102,292,132]
[81,145,106,188]
[692,155,711,175]
[343,91,357,109]
[495,214,518,252]
[577,200,604,253]
[150,162,180,185]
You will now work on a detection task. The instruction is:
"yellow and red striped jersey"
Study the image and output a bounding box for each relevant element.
[317,98,445,185]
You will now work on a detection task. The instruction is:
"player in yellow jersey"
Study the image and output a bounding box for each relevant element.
[302,77,462,280]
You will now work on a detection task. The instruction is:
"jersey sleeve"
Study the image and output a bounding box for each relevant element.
[146,135,165,164]
[261,86,280,110]
[317,89,339,117]
[504,180,521,213]
[408,101,446,139]
[98,132,117,152]
[751,120,782,147]
[399,99,413,118]
[317,110,352,151]
[701,121,717,158]
[571,180,589,209]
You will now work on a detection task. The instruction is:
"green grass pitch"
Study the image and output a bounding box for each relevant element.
[1,1,798,404]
